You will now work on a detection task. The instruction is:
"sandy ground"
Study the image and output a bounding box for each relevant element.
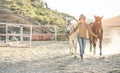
[0,30,120,73]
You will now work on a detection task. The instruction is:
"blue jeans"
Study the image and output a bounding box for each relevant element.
[77,36,86,55]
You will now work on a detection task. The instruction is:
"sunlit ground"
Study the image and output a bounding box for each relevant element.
[0,29,120,73]
[0,28,120,60]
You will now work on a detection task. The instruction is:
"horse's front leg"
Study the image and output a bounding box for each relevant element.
[93,38,97,55]
[69,36,74,55]
[74,39,77,58]
[99,36,103,56]
[68,36,71,53]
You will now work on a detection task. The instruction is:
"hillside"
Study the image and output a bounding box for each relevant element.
[0,0,75,25]
[103,15,120,27]
[0,7,40,24]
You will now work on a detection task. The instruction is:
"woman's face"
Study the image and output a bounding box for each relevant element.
[80,17,86,23]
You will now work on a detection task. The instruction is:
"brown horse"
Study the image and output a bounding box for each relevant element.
[88,15,103,56]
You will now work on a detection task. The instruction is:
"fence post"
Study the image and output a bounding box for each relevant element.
[30,25,32,48]
[5,24,8,44]
[20,27,23,42]
[54,25,57,41]
[0,37,1,44]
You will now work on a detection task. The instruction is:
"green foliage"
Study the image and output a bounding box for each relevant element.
[57,35,68,41]
[0,0,75,26]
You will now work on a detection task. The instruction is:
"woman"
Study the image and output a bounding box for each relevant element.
[71,14,97,60]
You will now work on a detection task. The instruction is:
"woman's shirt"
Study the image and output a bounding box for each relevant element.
[76,22,88,38]
[73,22,96,38]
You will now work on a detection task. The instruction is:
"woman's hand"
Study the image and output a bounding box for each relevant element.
[94,35,98,38]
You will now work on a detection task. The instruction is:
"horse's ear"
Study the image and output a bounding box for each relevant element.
[94,15,96,18]
[101,15,104,19]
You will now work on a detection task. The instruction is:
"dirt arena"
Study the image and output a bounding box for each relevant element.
[0,30,120,73]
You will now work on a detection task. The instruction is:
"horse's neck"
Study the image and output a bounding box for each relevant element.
[94,21,102,29]
[93,22,103,35]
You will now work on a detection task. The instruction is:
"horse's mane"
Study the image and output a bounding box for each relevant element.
[89,22,94,25]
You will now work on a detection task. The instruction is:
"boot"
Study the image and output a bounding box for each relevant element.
[80,55,83,60]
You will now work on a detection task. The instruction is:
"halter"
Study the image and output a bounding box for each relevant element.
[66,19,77,33]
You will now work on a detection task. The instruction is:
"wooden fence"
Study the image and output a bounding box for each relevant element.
[0,23,67,48]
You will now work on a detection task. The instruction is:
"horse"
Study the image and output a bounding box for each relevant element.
[66,18,78,57]
[88,15,103,56]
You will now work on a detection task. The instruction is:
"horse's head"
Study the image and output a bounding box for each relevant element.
[94,15,103,24]
[66,18,77,34]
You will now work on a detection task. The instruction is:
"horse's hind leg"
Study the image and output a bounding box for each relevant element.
[89,36,92,52]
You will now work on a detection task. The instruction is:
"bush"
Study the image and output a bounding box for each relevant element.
[57,35,68,41]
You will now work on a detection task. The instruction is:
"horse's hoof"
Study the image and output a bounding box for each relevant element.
[100,53,102,56]
[69,52,74,55]
[74,56,77,58]
[89,49,92,52]
[100,56,105,59]
[71,53,74,55]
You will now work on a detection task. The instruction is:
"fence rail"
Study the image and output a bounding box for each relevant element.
[0,23,67,48]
